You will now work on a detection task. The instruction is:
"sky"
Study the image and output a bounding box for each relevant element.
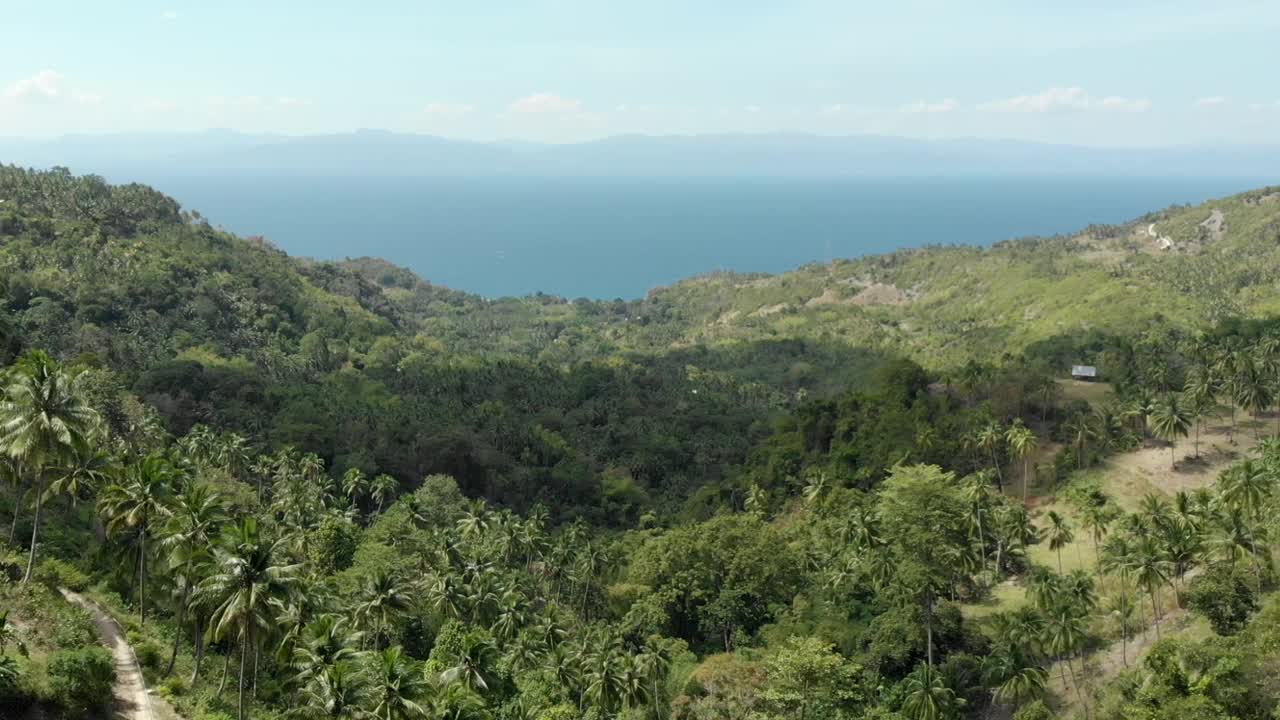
[2,0,1279,146]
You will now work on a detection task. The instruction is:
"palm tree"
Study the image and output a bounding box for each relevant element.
[1045,511,1074,575]
[1006,422,1038,505]
[160,482,227,677]
[0,351,98,583]
[46,441,116,509]
[1062,413,1098,470]
[368,646,425,720]
[341,468,369,511]
[961,472,995,573]
[1183,365,1219,458]
[1081,503,1118,573]
[901,663,955,720]
[196,517,302,720]
[297,660,369,719]
[981,642,1048,707]
[291,614,366,692]
[1,455,23,545]
[1045,610,1086,706]
[635,641,671,720]
[1219,460,1273,588]
[99,454,177,628]
[1107,589,1137,667]
[1130,537,1170,639]
[439,634,497,694]
[1150,395,1192,470]
[355,570,414,650]
[976,421,1005,490]
[371,474,399,515]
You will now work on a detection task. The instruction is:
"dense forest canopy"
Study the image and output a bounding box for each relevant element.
[4,166,1280,720]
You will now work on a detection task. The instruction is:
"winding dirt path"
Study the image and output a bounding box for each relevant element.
[59,589,181,720]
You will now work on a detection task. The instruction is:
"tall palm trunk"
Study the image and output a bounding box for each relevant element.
[138,531,147,628]
[191,617,205,685]
[1149,588,1161,640]
[167,585,189,676]
[238,635,248,720]
[22,474,44,584]
[8,488,22,546]
[220,647,232,694]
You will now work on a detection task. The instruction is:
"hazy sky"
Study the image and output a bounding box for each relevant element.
[3,0,1278,145]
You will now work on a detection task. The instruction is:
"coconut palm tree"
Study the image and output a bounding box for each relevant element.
[371,474,399,515]
[99,453,178,628]
[1006,422,1038,505]
[297,660,369,719]
[1081,503,1119,573]
[439,634,497,695]
[341,468,369,512]
[0,351,98,583]
[1150,395,1192,469]
[1045,511,1074,575]
[981,642,1048,707]
[1045,610,1086,706]
[355,570,415,650]
[291,614,367,692]
[46,441,116,509]
[196,517,302,720]
[368,646,426,720]
[1107,589,1137,667]
[160,482,227,676]
[1062,413,1098,470]
[976,421,1005,490]
[635,641,672,720]
[1130,537,1171,639]
[901,662,955,720]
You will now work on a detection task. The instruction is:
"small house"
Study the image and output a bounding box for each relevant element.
[1071,365,1098,381]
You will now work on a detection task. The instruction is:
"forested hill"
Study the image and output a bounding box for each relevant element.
[3,165,1280,519]
[13,165,1280,720]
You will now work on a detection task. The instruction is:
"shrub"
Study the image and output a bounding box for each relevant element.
[1185,564,1259,635]
[135,639,165,671]
[33,558,91,592]
[1012,699,1053,720]
[158,675,189,698]
[48,646,115,713]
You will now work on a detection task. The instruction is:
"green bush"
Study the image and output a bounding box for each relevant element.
[1185,564,1259,635]
[158,674,189,697]
[135,639,164,671]
[1012,699,1053,720]
[47,646,115,713]
[33,558,91,592]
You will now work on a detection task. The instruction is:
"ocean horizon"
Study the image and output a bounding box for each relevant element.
[131,174,1274,299]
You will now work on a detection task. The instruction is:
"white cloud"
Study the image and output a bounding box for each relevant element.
[423,101,474,116]
[901,98,959,114]
[276,96,312,108]
[2,70,105,107]
[979,87,1150,114]
[509,93,581,114]
[744,104,761,113]
[1099,96,1152,112]
[3,70,68,103]
[207,95,263,109]
[1196,96,1227,107]
[162,10,179,20]
[979,87,1090,113]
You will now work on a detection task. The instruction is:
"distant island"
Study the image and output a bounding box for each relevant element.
[4,130,1280,177]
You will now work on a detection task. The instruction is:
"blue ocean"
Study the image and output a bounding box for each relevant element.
[140,176,1273,299]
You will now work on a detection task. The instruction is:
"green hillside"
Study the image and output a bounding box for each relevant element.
[6,166,1280,720]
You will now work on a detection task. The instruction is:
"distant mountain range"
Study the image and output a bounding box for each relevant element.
[2,130,1279,178]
